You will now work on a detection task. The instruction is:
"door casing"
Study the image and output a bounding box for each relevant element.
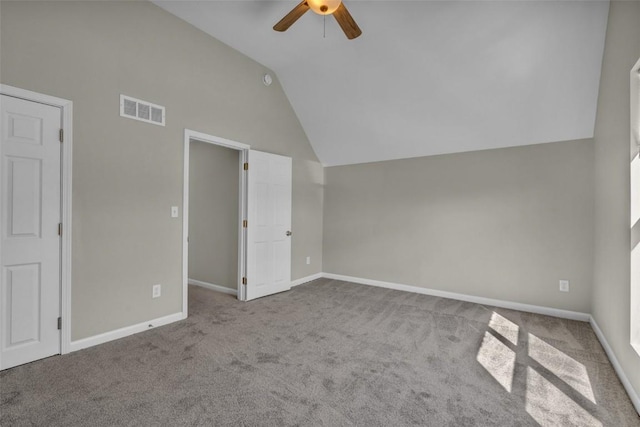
[182,129,249,315]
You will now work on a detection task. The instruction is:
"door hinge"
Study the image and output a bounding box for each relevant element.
[242,277,247,285]
[243,162,249,171]
[58,223,63,236]
[57,317,62,330]
[59,129,64,143]
[242,220,248,228]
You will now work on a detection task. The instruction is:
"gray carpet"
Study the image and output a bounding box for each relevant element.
[1,279,638,426]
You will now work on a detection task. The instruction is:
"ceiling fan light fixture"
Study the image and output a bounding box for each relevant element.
[273,0,361,40]
[307,0,342,15]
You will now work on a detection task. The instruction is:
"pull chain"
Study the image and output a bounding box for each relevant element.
[324,14,326,38]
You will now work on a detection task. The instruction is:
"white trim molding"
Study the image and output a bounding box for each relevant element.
[590,316,640,415]
[631,57,640,147]
[189,278,237,296]
[0,84,73,356]
[186,129,250,151]
[291,272,324,287]
[189,273,323,296]
[69,312,183,353]
[322,273,591,322]
[631,58,640,361]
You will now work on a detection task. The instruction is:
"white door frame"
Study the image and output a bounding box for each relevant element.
[0,84,73,360]
[182,129,249,317]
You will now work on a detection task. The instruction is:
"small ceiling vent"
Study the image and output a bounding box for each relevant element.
[120,94,165,126]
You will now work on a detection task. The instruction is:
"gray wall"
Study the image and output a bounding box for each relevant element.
[0,1,324,341]
[188,141,239,290]
[592,1,640,403]
[324,140,594,313]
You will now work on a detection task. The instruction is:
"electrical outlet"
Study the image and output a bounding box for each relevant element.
[559,280,570,292]
[171,206,179,218]
[152,284,161,298]
[306,256,311,265]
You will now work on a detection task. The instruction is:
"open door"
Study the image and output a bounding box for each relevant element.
[1,95,62,369]
[245,150,292,301]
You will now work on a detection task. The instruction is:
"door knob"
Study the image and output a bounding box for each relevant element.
[286,231,292,236]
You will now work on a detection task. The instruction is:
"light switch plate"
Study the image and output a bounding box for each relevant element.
[171,206,179,218]
[559,280,570,292]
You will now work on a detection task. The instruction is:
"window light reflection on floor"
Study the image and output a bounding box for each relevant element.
[489,311,519,345]
[477,311,603,426]
[525,367,602,427]
[476,330,516,392]
[528,333,596,403]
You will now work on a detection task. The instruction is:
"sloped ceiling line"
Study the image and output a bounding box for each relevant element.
[155,0,609,166]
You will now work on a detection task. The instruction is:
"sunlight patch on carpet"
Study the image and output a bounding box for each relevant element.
[528,333,596,403]
[477,331,515,392]
[525,367,601,427]
[488,312,519,345]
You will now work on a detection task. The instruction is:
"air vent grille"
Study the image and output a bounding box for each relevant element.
[120,94,165,126]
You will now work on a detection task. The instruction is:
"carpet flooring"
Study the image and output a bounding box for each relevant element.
[1,279,639,426]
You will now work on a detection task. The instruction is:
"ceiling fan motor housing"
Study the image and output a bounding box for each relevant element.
[307,0,342,15]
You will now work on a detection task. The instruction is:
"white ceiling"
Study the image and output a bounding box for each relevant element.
[154,1,609,166]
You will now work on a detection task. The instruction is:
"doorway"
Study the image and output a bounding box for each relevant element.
[182,129,294,314]
[182,130,249,315]
[188,140,240,297]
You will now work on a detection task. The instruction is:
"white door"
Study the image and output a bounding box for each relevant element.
[0,95,61,370]
[246,150,292,301]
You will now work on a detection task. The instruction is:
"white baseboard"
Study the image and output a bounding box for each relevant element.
[63,272,639,415]
[70,312,183,353]
[590,316,640,415]
[188,278,237,296]
[291,272,324,287]
[322,273,591,322]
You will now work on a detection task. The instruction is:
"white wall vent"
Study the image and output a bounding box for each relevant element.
[120,94,165,126]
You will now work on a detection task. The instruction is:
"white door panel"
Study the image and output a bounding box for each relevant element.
[7,157,42,237]
[246,150,292,301]
[1,95,61,370]
[6,263,41,346]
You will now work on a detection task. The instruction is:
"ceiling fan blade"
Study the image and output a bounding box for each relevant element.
[274,1,310,32]
[333,2,362,40]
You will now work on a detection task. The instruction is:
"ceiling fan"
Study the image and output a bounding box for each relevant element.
[273,0,362,40]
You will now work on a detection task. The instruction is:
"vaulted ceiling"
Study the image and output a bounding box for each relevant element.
[154,1,609,166]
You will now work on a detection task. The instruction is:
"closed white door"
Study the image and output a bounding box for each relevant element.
[1,95,61,370]
[246,150,292,301]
